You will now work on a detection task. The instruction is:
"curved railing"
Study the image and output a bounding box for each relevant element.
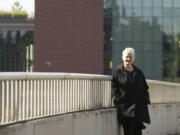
[0,72,112,125]
[1,72,180,126]
[147,80,180,103]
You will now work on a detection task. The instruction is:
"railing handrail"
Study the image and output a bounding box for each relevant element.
[147,79,180,87]
[0,72,112,80]
[1,72,180,86]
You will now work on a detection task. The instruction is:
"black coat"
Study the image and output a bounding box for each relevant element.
[112,64,151,124]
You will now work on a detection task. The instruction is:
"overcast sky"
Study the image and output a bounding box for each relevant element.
[0,0,34,15]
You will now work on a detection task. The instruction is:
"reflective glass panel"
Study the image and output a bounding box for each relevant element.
[144,42,152,51]
[104,0,112,74]
[163,8,172,17]
[120,17,130,25]
[133,8,142,16]
[174,0,180,8]
[143,19,153,42]
[121,42,133,50]
[163,42,177,82]
[122,23,133,42]
[143,16,153,25]
[123,0,133,8]
[163,0,172,7]
[113,8,123,16]
[134,42,144,51]
[173,18,180,42]
[112,42,124,68]
[134,51,144,68]
[144,25,153,43]
[132,17,143,42]
[143,8,152,16]
[113,25,123,41]
[113,16,121,26]
[114,8,133,17]
[152,17,162,42]
[153,8,162,16]
[144,51,152,78]
[104,0,112,8]
[153,0,162,8]
[125,8,133,17]
[153,27,162,42]
[143,0,152,7]
[152,16,162,26]
[115,0,122,8]
[152,42,162,51]
[133,0,142,8]
[152,52,163,80]
[163,17,173,34]
[111,0,180,82]
[173,8,180,17]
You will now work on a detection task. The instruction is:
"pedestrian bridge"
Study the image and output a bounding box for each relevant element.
[0,73,180,135]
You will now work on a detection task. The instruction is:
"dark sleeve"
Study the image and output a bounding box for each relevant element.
[142,72,150,104]
[112,69,120,106]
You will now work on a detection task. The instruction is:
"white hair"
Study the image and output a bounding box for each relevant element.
[122,47,135,57]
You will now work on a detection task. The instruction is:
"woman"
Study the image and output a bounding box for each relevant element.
[112,47,151,135]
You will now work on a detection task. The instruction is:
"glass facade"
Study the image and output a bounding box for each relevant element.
[0,30,34,72]
[104,0,180,83]
[104,0,113,75]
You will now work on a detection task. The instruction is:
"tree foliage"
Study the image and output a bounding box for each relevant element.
[12,1,23,11]
[0,1,28,19]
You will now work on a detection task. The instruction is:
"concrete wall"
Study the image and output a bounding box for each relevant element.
[117,103,180,135]
[0,109,118,135]
[142,81,180,135]
[1,104,180,135]
[143,103,180,135]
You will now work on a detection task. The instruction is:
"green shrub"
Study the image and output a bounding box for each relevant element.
[0,11,11,19]
[11,10,28,19]
[0,10,28,20]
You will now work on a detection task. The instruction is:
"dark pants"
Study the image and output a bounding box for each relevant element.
[121,117,142,135]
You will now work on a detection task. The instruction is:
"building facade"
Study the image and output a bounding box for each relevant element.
[104,0,180,82]
[1,0,180,83]
[35,0,104,74]
[0,19,34,72]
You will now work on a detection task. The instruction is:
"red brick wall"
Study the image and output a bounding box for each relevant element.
[35,0,104,74]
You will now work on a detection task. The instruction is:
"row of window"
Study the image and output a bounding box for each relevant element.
[113,8,180,17]
[115,0,180,8]
[0,30,34,72]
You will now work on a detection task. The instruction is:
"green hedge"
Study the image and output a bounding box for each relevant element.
[0,10,28,19]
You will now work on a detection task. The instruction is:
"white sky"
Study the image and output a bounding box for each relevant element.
[0,0,34,15]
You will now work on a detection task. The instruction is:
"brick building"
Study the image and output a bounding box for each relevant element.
[35,0,104,74]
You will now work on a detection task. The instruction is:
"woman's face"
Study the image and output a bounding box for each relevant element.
[122,52,134,66]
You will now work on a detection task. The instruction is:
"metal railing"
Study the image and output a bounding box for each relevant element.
[0,72,112,125]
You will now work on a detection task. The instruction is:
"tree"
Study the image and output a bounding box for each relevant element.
[12,1,23,11]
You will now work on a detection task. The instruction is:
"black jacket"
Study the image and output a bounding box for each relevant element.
[112,64,151,124]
